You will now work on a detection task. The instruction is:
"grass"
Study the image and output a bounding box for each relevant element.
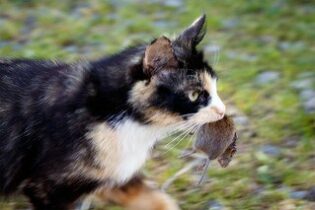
[0,0,314,209]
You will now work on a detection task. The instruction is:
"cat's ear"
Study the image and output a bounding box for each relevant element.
[143,36,178,77]
[173,14,206,60]
[175,14,206,49]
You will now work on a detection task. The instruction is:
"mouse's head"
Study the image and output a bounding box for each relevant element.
[194,115,236,160]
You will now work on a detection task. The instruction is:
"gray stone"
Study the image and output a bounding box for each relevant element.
[240,54,257,62]
[204,44,221,55]
[0,41,9,48]
[21,15,37,35]
[300,89,315,113]
[260,145,281,156]
[291,71,315,91]
[303,97,315,113]
[154,20,168,28]
[300,5,315,14]
[284,136,299,148]
[226,51,257,62]
[0,41,23,50]
[164,0,183,7]
[153,20,176,28]
[278,42,291,51]
[226,51,238,59]
[300,89,315,101]
[255,71,280,85]
[71,3,91,18]
[258,35,275,44]
[204,44,221,65]
[278,41,305,51]
[290,190,308,199]
[298,71,315,79]
[221,18,239,29]
[233,115,249,126]
[207,200,224,210]
[64,45,79,53]
[291,79,313,90]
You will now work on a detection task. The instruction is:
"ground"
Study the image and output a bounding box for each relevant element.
[0,0,314,209]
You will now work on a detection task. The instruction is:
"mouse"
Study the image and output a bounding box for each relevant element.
[194,115,238,168]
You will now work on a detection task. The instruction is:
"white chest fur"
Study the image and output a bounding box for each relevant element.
[86,119,171,184]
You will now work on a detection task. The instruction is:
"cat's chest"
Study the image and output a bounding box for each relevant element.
[86,119,170,184]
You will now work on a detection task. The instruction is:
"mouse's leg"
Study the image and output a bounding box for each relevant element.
[95,175,180,210]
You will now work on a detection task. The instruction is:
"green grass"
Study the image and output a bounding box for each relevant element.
[0,0,314,209]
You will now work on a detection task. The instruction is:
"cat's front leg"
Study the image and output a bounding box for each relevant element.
[94,175,180,210]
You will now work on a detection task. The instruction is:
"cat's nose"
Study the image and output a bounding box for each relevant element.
[211,97,226,118]
[212,106,225,118]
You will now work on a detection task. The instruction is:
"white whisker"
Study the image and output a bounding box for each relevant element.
[164,126,193,148]
[162,124,199,155]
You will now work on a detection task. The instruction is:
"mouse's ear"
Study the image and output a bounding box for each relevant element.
[173,14,206,60]
[143,36,178,77]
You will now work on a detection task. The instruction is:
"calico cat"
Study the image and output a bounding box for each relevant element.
[0,15,225,210]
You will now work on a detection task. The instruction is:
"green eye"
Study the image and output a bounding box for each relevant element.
[188,90,200,102]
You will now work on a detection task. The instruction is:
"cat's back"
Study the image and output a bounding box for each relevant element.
[0,59,91,107]
[0,59,69,144]
[0,58,91,145]
[1,59,66,101]
[0,59,68,91]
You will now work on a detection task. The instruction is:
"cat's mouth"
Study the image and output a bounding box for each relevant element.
[188,113,225,135]
[177,109,225,137]
[185,110,225,126]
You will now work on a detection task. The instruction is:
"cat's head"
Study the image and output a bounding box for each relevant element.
[129,15,225,128]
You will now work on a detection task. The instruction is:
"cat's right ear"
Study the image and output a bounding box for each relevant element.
[143,36,178,77]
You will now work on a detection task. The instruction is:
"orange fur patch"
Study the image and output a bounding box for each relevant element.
[129,80,183,125]
[201,71,213,93]
[95,176,179,210]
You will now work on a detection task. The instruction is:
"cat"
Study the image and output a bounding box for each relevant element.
[0,14,225,210]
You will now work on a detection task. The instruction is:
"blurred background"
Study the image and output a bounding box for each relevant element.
[0,0,314,209]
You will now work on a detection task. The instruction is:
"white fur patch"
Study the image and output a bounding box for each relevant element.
[188,72,225,125]
[208,78,226,115]
[87,119,172,184]
[115,120,170,183]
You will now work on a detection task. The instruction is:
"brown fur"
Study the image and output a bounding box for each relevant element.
[144,107,183,126]
[143,37,178,77]
[194,115,237,167]
[201,71,213,94]
[95,176,179,210]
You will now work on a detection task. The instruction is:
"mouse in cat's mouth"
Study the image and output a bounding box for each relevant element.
[193,115,238,183]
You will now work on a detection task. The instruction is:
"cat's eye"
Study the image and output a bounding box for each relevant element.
[188,90,200,102]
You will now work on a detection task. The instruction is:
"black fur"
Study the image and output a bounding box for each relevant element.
[0,48,146,209]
